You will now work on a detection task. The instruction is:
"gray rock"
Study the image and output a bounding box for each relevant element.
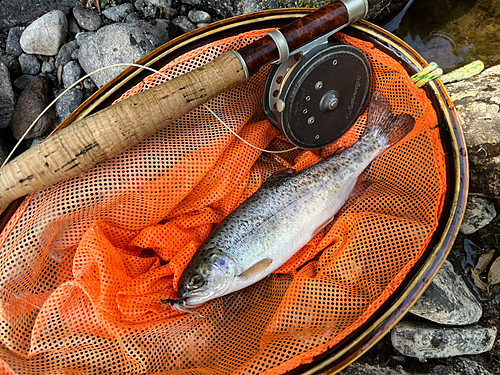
[83,77,97,91]
[339,363,409,375]
[102,3,135,21]
[233,0,283,16]
[460,196,497,235]
[13,74,35,91]
[55,40,79,68]
[188,10,211,24]
[62,61,82,88]
[410,260,482,325]
[391,320,497,361]
[134,0,145,11]
[339,357,492,375]
[182,0,201,5]
[75,31,94,47]
[0,48,22,78]
[194,0,232,19]
[144,0,171,7]
[6,27,24,57]
[41,57,56,74]
[9,76,56,140]
[68,17,81,34]
[18,53,41,75]
[78,20,170,87]
[196,23,210,28]
[445,65,500,197]
[143,5,159,19]
[126,13,142,23]
[55,87,83,122]
[172,16,196,34]
[0,0,78,30]
[71,48,79,61]
[20,10,68,56]
[0,138,9,167]
[0,62,16,129]
[73,5,102,31]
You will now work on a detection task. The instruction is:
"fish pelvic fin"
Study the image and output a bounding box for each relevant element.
[365,91,415,149]
[160,298,203,317]
[238,258,273,282]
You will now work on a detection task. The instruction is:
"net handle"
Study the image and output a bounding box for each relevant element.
[0,0,368,215]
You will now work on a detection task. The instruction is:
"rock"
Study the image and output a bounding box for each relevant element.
[340,357,492,375]
[233,0,283,16]
[55,40,79,68]
[0,138,9,166]
[181,0,201,5]
[194,0,233,19]
[78,20,170,87]
[18,53,41,75]
[9,76,56,140]
[126,13,142,23]
[187,10,211,24]
[143,5,159,19]
[75,31,94,47]
[0,0,78,30]
[13,74,34,91]
[134,0,145,11]
[0,62,16,129]
[73,5,102,31]
[445,65,500,197]
[172,16,196,34]
[68,17,81,34]
[460,196,497,235]
[410,260,482,325]
[144,0,171,7]
[62,61,82,88]
[6,27,24,57]
[391,320,497,361]
[102,3,135,21]
[83,77,97,91]
[0,48,22,78]
[41,57,56,75]
[55,87,83,122]
[196,23,210,28]
[20,10,68,56]
[339,362,409,375]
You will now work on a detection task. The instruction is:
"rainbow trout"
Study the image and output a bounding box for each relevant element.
[162,91,415,315]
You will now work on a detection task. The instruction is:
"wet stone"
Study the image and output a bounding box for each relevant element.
[18,53,40,75]
[172,16,196,34]
[391,320,497,361]
[460,196,497,235]
[188,10,211,24]
[68,17,81,34]
[102,3,135,21]
[55,40,79,68]
[62,61,82,88]
[6,26,24,57]
[0,61,16,129]
[20,10,68,56]
[73,5,102,31]
[13,74,34,91]
[55,87,83,122]
[410,260,482,325]
[9,75,56,140]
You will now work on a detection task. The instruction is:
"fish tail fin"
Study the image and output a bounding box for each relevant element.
[364,91,415,149]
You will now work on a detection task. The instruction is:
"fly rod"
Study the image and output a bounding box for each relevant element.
[0,0,368,214]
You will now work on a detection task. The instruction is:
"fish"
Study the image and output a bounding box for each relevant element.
[161,91,415,315]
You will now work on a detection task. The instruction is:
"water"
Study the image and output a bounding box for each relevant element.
[383,0,500,72]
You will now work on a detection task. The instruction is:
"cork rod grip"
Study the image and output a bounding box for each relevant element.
[0,51,247,214]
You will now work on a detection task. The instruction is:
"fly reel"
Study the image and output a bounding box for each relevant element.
[263,39,372,149]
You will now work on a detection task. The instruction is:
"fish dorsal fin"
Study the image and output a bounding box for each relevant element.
[238,258,273,282]
[262,169,296,188]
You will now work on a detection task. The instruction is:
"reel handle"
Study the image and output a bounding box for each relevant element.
[238,0,368,76]
[0,0,368,215]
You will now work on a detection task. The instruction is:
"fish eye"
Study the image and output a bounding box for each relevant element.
[190,275,204,288]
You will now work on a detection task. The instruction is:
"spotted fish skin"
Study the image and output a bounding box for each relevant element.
[166,91,415,312]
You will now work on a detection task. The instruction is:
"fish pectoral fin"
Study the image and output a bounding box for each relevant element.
[238,258,273,282]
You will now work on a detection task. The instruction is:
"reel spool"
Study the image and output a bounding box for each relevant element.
[263,40,372,149]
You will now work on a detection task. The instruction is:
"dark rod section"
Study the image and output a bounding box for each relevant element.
[237,1,349,76]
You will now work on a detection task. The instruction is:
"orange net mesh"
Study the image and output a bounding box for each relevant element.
[0,28,445,374]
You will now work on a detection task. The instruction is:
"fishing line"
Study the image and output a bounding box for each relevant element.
[2,62,297,169]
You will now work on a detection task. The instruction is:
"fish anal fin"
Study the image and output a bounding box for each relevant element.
[238,258,273,282]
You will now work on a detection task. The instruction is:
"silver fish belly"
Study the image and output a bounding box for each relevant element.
[163,91,415,313]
